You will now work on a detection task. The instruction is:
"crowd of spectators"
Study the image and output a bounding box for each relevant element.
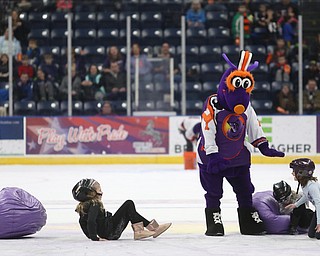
[0,0,319,115]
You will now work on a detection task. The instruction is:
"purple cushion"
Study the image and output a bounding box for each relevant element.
[0,187,47,238]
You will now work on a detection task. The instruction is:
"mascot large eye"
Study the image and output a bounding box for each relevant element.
[231,77,242,88]
[242,78,252,89]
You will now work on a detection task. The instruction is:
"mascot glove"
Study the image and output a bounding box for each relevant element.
[258,142,285,157]
[207,153,230,174]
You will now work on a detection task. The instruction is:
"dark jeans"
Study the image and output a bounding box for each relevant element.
[107,200,150,240]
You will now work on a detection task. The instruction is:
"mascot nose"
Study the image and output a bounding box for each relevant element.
[234,104,245,114]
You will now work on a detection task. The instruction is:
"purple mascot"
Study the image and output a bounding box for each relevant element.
[0,187,47,239]
[197,50,285,236]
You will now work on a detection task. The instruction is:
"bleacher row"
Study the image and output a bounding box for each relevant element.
[3,0,293,116]
[2,78,288,115]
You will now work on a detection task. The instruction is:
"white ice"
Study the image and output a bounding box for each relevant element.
[0,163,320,256]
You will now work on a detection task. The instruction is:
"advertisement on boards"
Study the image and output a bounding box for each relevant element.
[169,116,201,155]
[0,117,24,155]
[25,116,169,155]
[169,115,317,156]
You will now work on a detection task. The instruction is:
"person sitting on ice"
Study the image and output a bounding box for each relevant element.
[72,178,171,241]
[253,180,313,234]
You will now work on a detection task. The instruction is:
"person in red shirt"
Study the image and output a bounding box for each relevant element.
[17,54,34,79]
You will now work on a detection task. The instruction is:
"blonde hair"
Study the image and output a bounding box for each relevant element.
[75,190,104,215]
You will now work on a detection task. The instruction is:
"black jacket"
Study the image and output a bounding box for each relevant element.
[78,201,112,241]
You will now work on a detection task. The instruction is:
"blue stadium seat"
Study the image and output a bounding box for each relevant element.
[205,11,229,29]
[202,81,219,96]
[251,63,269,81]
[140,12,163,29]
[112,100,127,115]
[73,12,96,29]
[139,0,163,12]
[83,46,105,64]
[163,28,181,46]
[13,101,36,116]
[97,28,120,46]
[162,0,184,12]
[207,28,232,45]
[186,82,202,100]
[245,45,267,62]
[186,28,207,46]
[119,11,140,29]
[119,29,140,45]
[96,12,119,29]
[186,100,203,115]
[28,29,50,46]
[251,81,272,100]
[199,45,222,63]
[141,28,163,46]
[250,99,273,115]
[37,101,60,116]
[221,45,240,63]
[136,100,155,111]
[27,12,51,29]
[51,12,68,28]
[200,63,224,82]
[83,101,102,116]
[74,28,97,47]
[60,100,83,116]
[176,45,199,63]
[50,28,71,47]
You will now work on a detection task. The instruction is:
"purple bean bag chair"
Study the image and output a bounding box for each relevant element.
[0,187,47,238]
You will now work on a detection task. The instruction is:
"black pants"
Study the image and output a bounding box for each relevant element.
[308,211,320,239]
[290,204,314,229]
[107,200,150,240]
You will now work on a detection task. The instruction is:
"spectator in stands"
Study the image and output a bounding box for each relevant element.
[0,53,9,83]
[81,64,101,101]
[277,6,298,47]
[303,78,320,114]
[252,3,279,45]
[59,64,82,101]
[11,9,30,49]
[39,53,60,85]
[26,38,40,68]
[14,72,34,101]
[129,43,153,86]
[266,37,288,65]
[17,54,34,79]
[270,55,291,83]
[231,3,253,46]
[102,46,125,74]
[153,42,180,85]
[186,0,206,29]
[273,0,299,21]
[99,101,114,116]
[99,61,126,101]
[33,68,55,101]
[0,28,22,60]
[303,60,320,86]
[61,48,87,79]
[273,83,297,115]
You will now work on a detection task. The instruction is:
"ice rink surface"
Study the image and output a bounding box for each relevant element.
[1,163,320,256]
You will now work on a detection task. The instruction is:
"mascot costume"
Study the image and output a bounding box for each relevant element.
[197,50,285,236]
